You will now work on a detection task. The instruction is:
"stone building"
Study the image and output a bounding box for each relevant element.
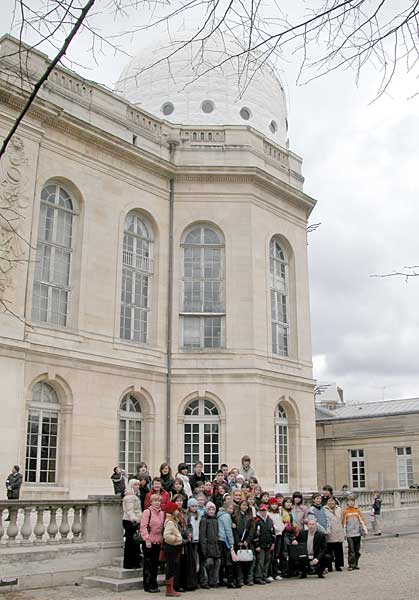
[0,33,317,499]
[316,398,419,490]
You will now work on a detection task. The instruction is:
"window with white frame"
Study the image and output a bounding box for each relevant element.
[25,382,60,484]
[396,447,414,488]
[350,449,366,489]
[270,238,289,356]
[181,226,225,349]
[184,399,220,479]
[274,404,289,488]
[120,212,153,343]
[119,394,143,477]
[32,184,75,326]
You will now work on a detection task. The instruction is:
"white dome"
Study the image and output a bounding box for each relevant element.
[115,32,289,146]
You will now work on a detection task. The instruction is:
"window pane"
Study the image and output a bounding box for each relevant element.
[183,317,201,348]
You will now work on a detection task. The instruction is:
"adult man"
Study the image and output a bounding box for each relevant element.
[5,465,23,499]
[292,517,328,578]
[238,455,256,481]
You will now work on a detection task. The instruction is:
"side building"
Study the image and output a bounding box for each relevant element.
[0,33,317,499]
[316,398,419,490]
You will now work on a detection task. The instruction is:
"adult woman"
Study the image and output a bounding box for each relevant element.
[122,479,142,569]
[324,496,345,572]
[280,497,297,578]
[160,463,175,494]
[140,494,165,593]
[144,477,171,511]
[163,502,183,597]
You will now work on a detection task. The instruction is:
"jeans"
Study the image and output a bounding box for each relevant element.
[372,515,382,534]
[203,557,221,586]
[255,548,272,580]
[347,536,361,568]
[142,542,161,590]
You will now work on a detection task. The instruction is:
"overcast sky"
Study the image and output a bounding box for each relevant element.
[2,1,419,404]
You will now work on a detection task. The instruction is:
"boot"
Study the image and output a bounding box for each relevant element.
[165,578,181,597]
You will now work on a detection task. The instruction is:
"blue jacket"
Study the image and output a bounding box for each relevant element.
[217,508,234,549]
[308,504,329,534]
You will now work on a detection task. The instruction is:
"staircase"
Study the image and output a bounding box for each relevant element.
[84,557,165,592]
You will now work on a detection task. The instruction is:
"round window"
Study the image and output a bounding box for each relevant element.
[201,100,215,114]
[239,106,252,120]
[161,102,175,116]
[269,120,278,134]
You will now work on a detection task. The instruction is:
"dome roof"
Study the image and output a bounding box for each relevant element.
[115,32,289,146]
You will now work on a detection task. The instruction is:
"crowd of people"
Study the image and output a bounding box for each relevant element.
[111,457,382,596]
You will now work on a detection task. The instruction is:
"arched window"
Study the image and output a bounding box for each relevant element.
[119,393,143,477]
[184,399,220,478]
[25,382,60,483]
[32,183,75,326]
[120,212,153,343]
[274,403,288,489]
[270,237,289,355]
[181,225,225,349]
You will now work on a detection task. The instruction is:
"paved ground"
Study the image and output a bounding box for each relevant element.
[2,534,419,600]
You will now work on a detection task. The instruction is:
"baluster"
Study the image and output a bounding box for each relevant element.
[47,507,59,543]
[34,507,45,543]
[21,506,33,544]
[60,506,70,542]
[71,506,82,541]
[0,509,4,542]
[6,508,19,545]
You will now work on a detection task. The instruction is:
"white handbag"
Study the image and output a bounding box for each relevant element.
[236,549,253,562]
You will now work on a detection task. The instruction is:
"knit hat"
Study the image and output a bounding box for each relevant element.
[205,502,216,514]
[268,497,279,506]
[165,502,179,514]
[187,497,198,508]
[259,503,268,511]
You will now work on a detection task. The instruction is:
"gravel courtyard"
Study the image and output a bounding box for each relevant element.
[2,535,418,600]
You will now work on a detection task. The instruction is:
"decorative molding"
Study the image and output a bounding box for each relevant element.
[0,135,28,301]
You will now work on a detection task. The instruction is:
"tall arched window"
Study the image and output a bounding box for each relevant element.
[270,237,289,356]
[181,225,225,349]
[184,399,220,478]
[120,212,153,343]
[119,393,143,477]
[32,183,75,326]
[25,382,60,483]
[274,404,289,489]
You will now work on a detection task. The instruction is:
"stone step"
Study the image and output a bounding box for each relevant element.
[96,566,142,580]
[111,557,124,567]
[83,574,165,592]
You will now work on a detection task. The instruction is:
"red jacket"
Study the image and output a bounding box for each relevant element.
[144,489,170,511]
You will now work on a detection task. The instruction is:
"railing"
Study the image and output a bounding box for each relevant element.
[263,139,289,166]
[0,501,91,546]
[180,129,225,143]
[122,250,153,273]
[300,489,419,510]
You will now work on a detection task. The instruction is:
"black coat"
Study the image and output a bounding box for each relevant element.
[234,511,255,546]
[110,473,126,496]
[253,515,275,549]
[189,472,207,491]
[199,514,221,558]
[6,472,23,499]
[297,530,327,560]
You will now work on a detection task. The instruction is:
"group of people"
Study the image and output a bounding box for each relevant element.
[112,457,380,597]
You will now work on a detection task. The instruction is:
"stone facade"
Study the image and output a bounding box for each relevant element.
[0,34,317,499]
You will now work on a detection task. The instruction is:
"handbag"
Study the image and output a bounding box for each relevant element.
[237,548,253,562]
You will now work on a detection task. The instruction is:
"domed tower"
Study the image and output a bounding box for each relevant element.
[115,32,317,492]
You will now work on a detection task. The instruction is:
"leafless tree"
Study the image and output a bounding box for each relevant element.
[370,266,419,282]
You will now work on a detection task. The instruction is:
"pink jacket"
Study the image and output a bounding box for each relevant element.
[140,506,165,544]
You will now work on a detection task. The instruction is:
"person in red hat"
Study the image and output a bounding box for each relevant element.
[163,502,183,597]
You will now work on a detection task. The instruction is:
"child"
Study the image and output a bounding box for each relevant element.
[217,501,238,588]
[308,492,329,534]
[199,502,221,588]
[203,480,214,500]
[185,498,201,590]
[257,491,270,508]
[160,463,175,494]
[173,494,189,593]
[247,494,257,517]
[371,492,382,536]
[236,499,255,586]
[195,492,207,518]
[291,491,308,532]
[176,463,193,498]
[342,494,368,571]
[253,503,275,584]
[324,495,344,572]
[189,461,207,491]
[238,455,256,480]
[268,497,283,580]
[171,478,188,508]
[162,502,183,598]
[213,484,226,512]
[280,498,297,578]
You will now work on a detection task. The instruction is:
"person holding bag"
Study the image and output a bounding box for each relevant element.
[236,499,255,586]
[163,502,183,597]
[122,479,142,569]
[140,494,165,593]
[217,501,238,588]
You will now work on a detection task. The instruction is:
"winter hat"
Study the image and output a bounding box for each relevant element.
[268,497,279,506]
[205,502,216,514]
[187,497,198,508]
[259,503,268,511]
[165,502,179,514]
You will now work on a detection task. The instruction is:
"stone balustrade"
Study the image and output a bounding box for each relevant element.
[298,489,419,510]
